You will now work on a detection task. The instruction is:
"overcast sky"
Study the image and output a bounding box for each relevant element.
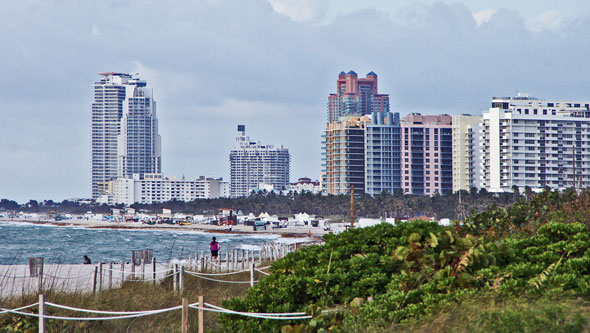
[1,0,590,203]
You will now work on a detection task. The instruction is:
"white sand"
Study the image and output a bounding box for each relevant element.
[1,217,329,237]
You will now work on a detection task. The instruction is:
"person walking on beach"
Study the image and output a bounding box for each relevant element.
[210,237,220,262]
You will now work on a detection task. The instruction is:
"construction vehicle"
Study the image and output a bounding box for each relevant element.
[217,209,237,225]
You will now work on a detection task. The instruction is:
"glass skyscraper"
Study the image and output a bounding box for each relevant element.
[91,73,161,199]
[364,112,402,195]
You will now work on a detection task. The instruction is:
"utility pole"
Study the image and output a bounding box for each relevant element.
[350,185,355,230]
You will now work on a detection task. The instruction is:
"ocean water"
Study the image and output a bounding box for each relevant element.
[0,221,294,265]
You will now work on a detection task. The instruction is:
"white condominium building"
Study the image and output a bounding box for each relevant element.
[229,125,290,198]
[91,73,161,199]
[481,95,590,193]
[100,174,229,206]
[452,115,481,192]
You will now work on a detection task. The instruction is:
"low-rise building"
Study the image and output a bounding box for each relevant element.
[288,177,321,194]
[97,173,229,205]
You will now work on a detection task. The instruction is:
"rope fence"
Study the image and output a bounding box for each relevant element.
[0,294,319,332]
[184,271,255,284]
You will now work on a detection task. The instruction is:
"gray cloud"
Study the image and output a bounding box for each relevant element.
[1,0,590,202]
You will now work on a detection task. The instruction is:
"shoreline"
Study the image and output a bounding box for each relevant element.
[0,218,329,240]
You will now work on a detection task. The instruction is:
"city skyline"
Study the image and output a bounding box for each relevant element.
[2,1,590,202]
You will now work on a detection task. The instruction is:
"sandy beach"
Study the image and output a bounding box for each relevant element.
[0,217,330,238]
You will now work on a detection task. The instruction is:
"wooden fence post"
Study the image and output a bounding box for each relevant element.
[152,257,156,284]
[200,251,205,272]
[241,249,246,270]
[173,264,178,292]
[182,298,189,333]
[142,258,146,280]
[180,265,185,291]
[250,263,255,287]
[38,263,44,293]
[121,261,125,285]
[131,262,135,279]
[92,265,98,295]
[98,263,103,291]
[109,261,113,289]
[198,295,204,333]
[39,294,46,333]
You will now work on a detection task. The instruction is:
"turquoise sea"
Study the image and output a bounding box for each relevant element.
[0,221,289,265]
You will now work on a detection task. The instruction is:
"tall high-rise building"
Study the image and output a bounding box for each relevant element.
[452,115,481,192]
[321,116,370,195]
[327,71,389,123]
[401,114,453,195]
[229,125,290,198]
[364,112,402,195]
[481,95,590,193]
[91,73,161,199]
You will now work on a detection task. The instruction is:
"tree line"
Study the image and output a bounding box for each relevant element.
[1,188,522,220]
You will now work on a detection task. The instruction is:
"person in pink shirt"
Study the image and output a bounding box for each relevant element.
[210,237,220,260]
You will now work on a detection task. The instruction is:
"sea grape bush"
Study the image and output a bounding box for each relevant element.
[220,193,590,332]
